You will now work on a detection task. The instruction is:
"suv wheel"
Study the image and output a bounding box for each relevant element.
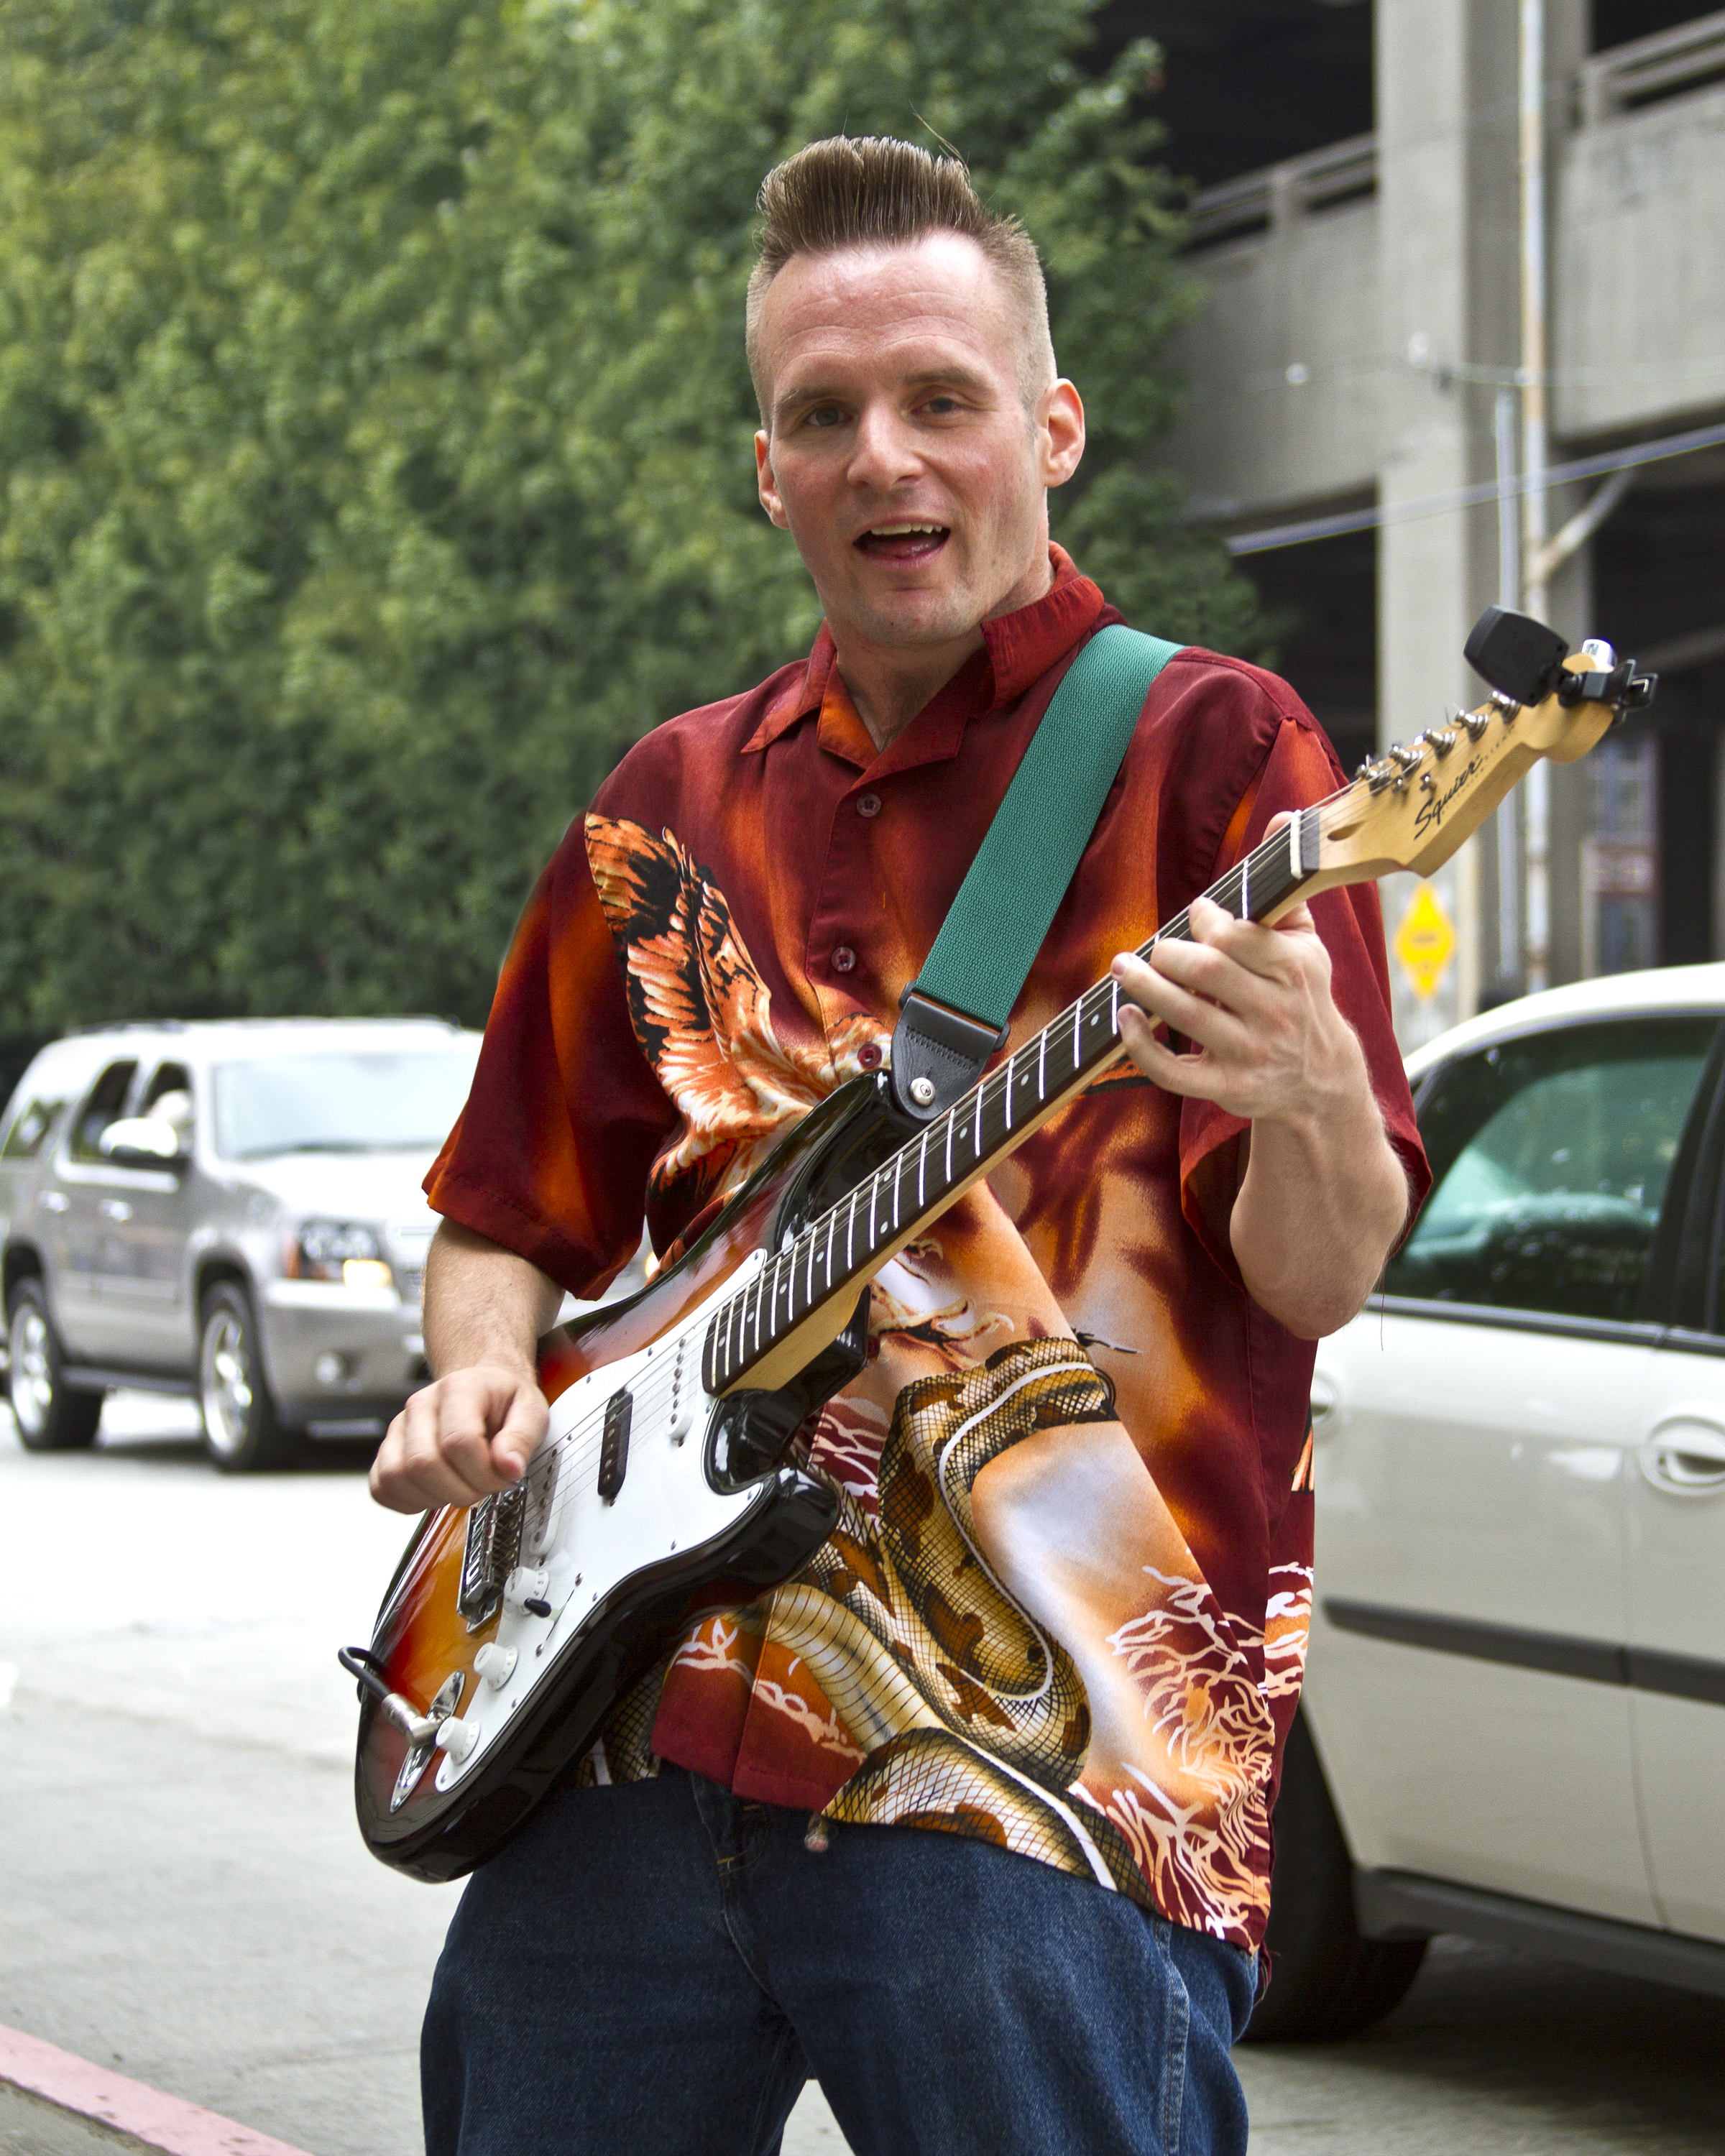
[1243,1711,1428,2042]
[6,1278,103,1452]
[198,1283,297,1473]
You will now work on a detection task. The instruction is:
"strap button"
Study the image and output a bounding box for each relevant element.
[856,792,882,818]
[832,945,857,973]
[857,1043,881,1069]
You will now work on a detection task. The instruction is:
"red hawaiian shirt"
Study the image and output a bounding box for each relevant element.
[426,548,1427,1948]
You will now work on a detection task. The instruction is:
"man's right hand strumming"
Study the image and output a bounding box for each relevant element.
[369,1220,564,1514]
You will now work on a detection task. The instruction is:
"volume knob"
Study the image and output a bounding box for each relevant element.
[473,1643,517,1689]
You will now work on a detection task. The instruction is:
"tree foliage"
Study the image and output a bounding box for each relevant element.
[0,0,1264,1028]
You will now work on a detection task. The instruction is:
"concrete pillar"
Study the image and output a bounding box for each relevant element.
[1374,0,1519,1044]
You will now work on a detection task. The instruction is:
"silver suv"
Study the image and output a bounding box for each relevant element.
[0,1018,479,1470]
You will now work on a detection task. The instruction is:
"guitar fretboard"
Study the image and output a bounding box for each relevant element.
[701,806,1320,1396]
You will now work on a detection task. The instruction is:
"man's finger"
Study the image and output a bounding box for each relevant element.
[1112,950,1248,1055]
[489,1382,550,1483]
[1116,1005,1217,1097]
[1184,893,1307,980]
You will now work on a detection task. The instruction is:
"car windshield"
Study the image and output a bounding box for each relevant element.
[211,1046,477,1161]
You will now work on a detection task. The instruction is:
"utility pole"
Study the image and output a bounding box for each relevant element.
[1494,385,1522,985]
[1519,0,1551,992]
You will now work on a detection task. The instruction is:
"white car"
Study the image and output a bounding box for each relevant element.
[1253,964,1725,2037]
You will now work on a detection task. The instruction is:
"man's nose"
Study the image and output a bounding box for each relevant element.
[845,403,922,492]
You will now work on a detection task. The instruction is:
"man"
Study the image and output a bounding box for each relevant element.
[374,137,1424,2155]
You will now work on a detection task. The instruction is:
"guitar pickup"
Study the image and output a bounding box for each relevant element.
[597,1388,632,1503]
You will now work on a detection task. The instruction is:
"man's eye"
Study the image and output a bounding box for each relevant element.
[923,396,961,416]
[804,405,844,428]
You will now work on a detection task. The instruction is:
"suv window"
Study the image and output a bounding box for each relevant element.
[139,1061,193,1112]
[1388,1018,1716,1322]
[69,1060,139,1161]
[1,1096,62,1160]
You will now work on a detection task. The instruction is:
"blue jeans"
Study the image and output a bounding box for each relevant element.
[423,1766,1255,2156]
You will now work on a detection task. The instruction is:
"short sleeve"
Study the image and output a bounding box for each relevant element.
[424,826,677,1297]
[1177,716,1430,1280]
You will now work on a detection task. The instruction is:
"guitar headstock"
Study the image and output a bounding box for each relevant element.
[1307,609,1657,887]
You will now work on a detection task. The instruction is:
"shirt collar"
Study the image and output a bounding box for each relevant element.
[741,545,1107,765]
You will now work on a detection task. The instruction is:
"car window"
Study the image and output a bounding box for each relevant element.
[211,1047,478,1160]
[1388,1018,1716,1322]
[1,1095,63,1160]
[139,1061,193,1113]
[69,1061,139,1161]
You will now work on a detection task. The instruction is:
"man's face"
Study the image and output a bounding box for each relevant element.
[753,234,1084,658]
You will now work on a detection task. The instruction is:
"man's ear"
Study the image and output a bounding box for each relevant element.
[755,429,790,530]
[1039,379,1085,491]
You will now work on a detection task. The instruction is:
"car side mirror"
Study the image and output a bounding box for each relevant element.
[99,1116,191,1171]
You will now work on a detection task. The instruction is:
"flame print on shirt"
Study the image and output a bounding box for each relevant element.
[1261,1562,1314,1705]
[584,814,889,1202]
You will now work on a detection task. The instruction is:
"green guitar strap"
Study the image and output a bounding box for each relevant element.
[888,622,1182,1121]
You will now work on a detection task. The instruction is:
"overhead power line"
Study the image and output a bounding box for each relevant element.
[1221,415,1725,556]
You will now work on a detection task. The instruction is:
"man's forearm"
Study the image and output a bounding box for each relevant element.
[423,1220,565,1378]
[1230,1086,1409,1337]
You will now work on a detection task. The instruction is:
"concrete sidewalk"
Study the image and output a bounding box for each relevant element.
[0,1404,849,2156]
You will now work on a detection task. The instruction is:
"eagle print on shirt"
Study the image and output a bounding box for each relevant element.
[579,811,1282,1946]
[584,816,890,1207]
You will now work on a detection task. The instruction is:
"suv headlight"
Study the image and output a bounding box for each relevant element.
[292,1220,395,1290]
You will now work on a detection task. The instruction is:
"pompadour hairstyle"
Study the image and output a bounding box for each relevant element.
[745,135,1056,418]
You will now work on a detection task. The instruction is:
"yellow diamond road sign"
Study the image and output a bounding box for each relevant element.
[1394,881,1456,1001]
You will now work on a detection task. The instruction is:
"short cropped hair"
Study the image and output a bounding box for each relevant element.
[745,135,1057,419]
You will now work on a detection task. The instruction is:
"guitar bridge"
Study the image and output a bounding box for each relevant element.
[458,1482,526,1629]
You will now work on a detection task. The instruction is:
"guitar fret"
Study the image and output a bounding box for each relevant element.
[1003,1049,1014,1131]
[944,1110,954,1185]
[1037,1028,1046,1101]
[893,1150,902,1231]
[1110,978,1118,1033]
[1072,1001,1081,1066]
[917,1127,928,1208]
[806,1230,815,1308]
[824,1207,835,1284]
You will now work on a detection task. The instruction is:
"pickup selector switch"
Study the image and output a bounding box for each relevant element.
[502,1565,550,1615]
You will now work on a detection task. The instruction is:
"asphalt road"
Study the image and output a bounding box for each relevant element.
[2,1400,1721,2156]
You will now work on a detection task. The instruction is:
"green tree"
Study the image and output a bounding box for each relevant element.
[0,0,1262,1031]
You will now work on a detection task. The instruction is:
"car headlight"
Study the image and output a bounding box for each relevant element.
[292,1220,395,1290]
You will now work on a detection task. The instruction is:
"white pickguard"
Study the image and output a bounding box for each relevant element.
[431,1252,766,1792]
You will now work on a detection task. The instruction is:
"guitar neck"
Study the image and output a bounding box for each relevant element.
[701,636,1644,1397]
[702,809,1322,1396]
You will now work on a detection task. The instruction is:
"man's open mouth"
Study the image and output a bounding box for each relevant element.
[855,522,950,561]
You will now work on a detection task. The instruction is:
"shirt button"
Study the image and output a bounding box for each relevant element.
[857,1043,882,1069]
[832,945,857,974]
[856,793,882,819]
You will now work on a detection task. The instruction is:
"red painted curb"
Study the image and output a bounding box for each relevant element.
[0,2024,317,2156]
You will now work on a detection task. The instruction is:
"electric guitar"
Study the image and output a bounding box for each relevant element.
[343,607,1654,1881]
